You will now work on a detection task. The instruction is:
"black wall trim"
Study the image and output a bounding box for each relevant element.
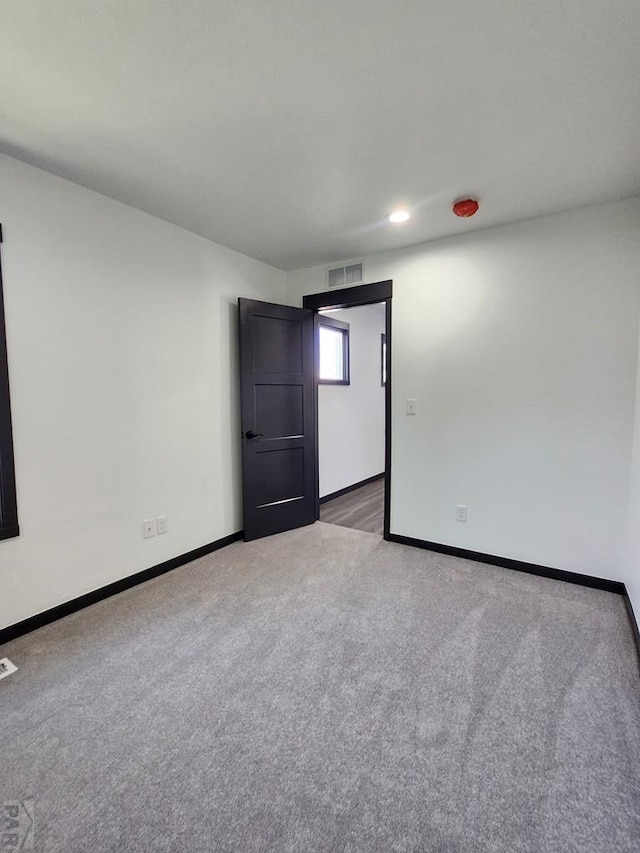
[0,223,20,540]
[623,592,640,672]
[387,533,626,595]
[0,531,243,646]
[303,280,392,311]
[320,472,384,505]
[383,297,392,541]
[0,524,19,542]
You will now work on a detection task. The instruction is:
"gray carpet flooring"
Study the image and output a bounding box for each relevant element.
[320,478,384,535]
[1,522,640,852]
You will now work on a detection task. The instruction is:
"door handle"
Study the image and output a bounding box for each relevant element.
[244,430,264,440]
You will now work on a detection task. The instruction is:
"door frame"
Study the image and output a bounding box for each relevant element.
[302,280,393,540]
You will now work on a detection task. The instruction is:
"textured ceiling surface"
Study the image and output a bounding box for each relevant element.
[1,1,639,270]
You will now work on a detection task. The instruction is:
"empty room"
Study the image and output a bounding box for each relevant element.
[1,3,640,851]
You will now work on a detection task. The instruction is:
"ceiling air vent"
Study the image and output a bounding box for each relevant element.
[327,260,365,289]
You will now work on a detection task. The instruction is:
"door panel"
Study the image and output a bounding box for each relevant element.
[253,447,305,506]
[254,385,304,438]
[239,298,316,541]
[253,316,303,373]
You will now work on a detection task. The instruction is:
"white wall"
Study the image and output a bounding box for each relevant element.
[625,327,640,616]
[0,153,286,630]
[319,304,385,497]
[2,156,639,632]
[289,198,640,581]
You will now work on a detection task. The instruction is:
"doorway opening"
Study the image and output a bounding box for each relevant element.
[303,280,392,540]
[317,302,386,535]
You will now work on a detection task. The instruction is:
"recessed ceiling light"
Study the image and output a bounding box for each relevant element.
[388,209,410,223]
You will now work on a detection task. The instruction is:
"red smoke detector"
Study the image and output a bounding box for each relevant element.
[452,198,479,218]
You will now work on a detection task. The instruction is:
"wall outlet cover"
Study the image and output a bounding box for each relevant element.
[0,658,18,680]
[143,518,156,538]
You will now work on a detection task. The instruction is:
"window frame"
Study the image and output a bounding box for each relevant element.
[0,225,19,541]
[318,314,350,386]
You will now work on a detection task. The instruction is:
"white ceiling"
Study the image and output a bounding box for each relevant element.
[2,1,639,271]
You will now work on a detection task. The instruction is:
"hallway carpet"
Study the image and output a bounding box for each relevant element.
[1,522,639,852]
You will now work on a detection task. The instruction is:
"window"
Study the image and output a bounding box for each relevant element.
[381,333,386,386]
[0,226,19,540]
[318,315,350,385]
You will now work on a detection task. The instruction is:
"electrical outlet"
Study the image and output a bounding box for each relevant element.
[0,658,18,680]
[156,515,168,535]
[406,398,417,415]
[456,505,468,523]
[143,518,156,539]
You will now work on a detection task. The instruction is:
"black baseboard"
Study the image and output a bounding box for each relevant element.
[387,533,626,595]
[319,473,385,505]
[0,531,244,646]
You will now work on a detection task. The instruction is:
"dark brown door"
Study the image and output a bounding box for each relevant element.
[238,298,316,541]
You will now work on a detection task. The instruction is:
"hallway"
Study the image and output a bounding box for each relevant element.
[319,477,384,535]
